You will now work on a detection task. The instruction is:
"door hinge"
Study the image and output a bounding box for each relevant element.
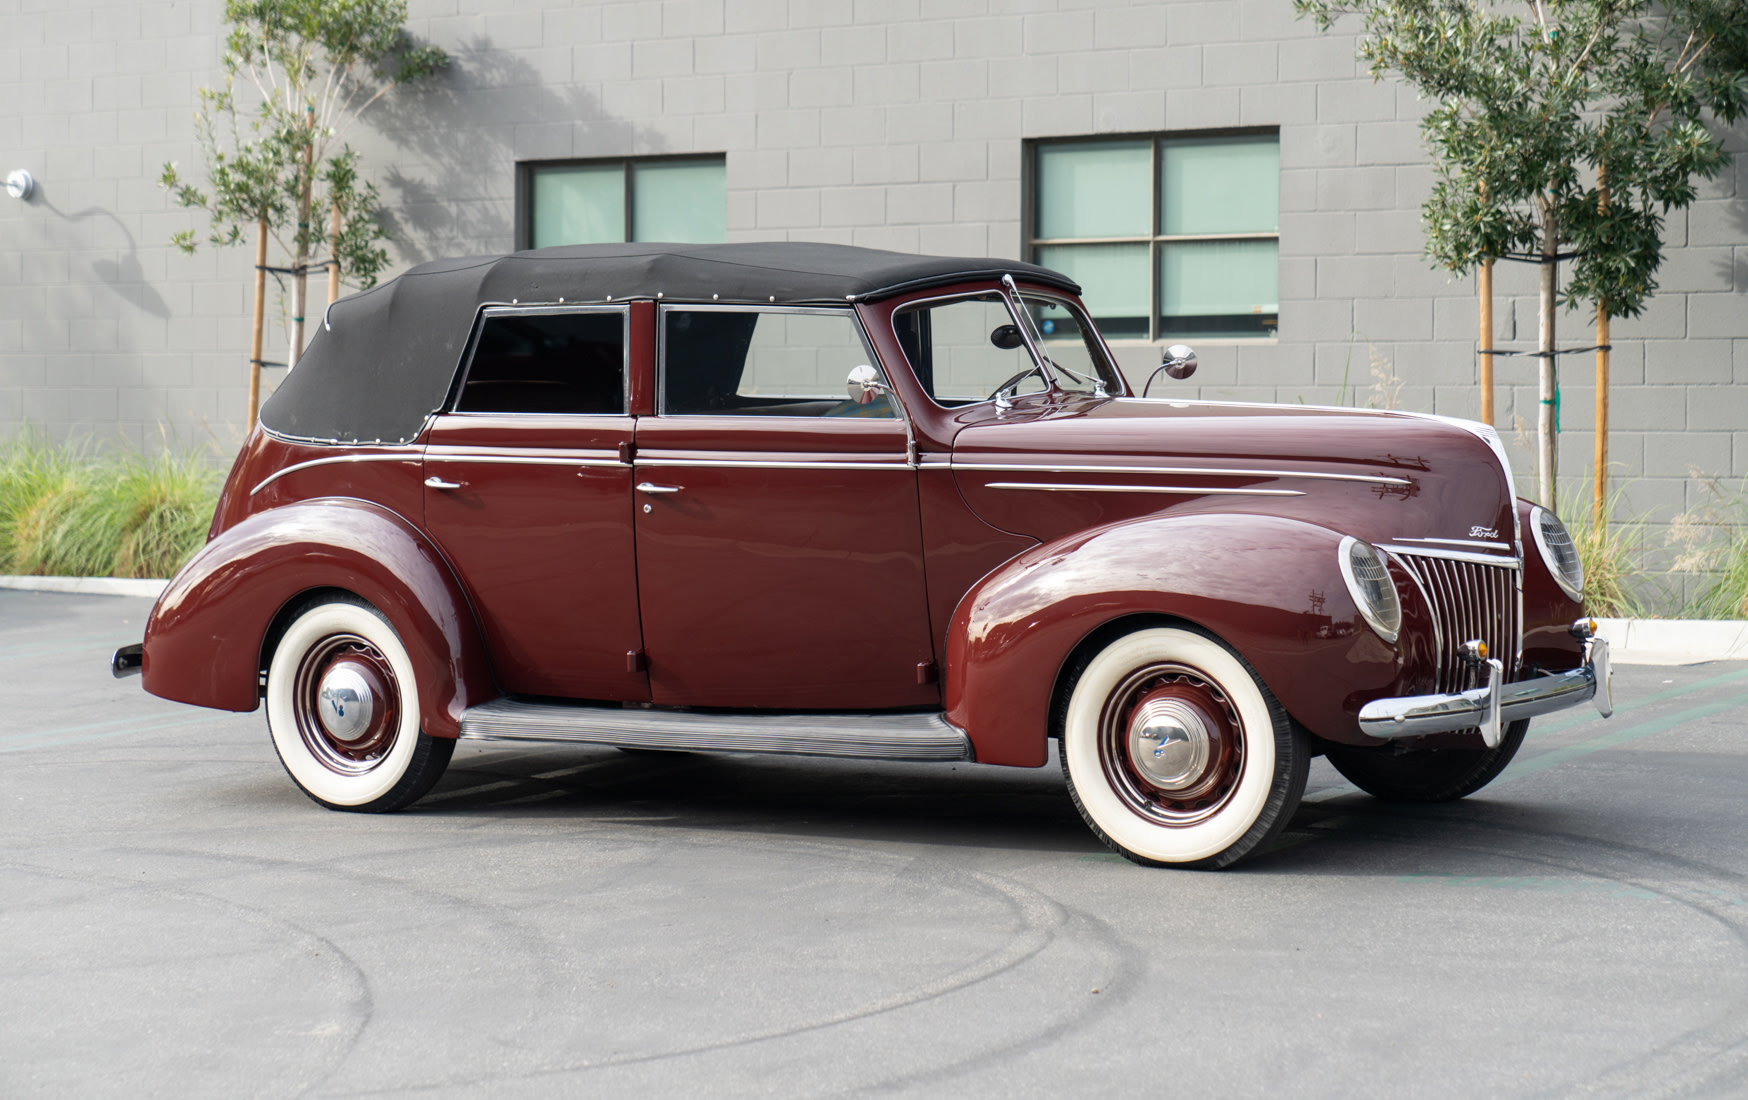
[619,440,635,464]
[916,660,937,685]
[626,649,646,673]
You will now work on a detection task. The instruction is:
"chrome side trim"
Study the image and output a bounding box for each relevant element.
[1358,638,1610,740]
[459,699,973,762]
[1377,545,1521,568]
[1391,536,1513,551]
[634,457,912,471]
[952,462,1411,487]
[425,452,624,468]
[984,482,1304,497]
[249,452,420,496]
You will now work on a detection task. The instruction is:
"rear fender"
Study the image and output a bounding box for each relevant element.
[142,498,495,738]
[944,513,1409,766]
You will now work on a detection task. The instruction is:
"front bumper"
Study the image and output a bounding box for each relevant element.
[1358,635,1612,748]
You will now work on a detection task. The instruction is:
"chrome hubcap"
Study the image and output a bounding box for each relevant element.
[317,663,376,744]
[1129,697,1211,791]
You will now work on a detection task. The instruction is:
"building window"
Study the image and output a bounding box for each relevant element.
[1028,131,1278,341]
[520,156,726,249]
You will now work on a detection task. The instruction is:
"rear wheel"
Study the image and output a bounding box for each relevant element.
[1323,720,1528,802]
[1059,626,1308,869]
[266,597,453,812]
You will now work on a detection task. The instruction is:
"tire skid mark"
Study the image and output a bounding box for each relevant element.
[331,835,1120,1096]
[1301,805,1748,1099]
[0,858,374,1100]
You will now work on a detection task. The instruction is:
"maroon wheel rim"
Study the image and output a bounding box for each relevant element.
[291,633,401,776]
[1096,662,1245,827]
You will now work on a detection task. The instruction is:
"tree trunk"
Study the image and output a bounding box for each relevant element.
[288,140,315,369]
[1478,258,1494,425]
[327,198,342,308]
[1595,307,1610,528]
[1537,205,1559,511]
[249,216,268,428]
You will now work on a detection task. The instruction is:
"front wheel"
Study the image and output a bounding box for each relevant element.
[1323,719,1529,802]
[266,597,453,812]
[1059,625,1308,869]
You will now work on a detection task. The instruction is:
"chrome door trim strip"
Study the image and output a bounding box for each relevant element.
[249,452,420,496]
[425,451,624,467]
[634,457,912,471]
[951,462,1412,487]
[1378,544,1521,568]
[985,482,1304,497]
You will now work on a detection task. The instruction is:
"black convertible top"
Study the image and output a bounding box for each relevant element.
[260,242,1080,445]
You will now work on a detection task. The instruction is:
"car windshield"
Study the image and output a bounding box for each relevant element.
[893,292,1118,407]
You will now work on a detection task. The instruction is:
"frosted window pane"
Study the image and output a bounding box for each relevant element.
[531,165,624,247]
[633,160,727,243]
[1036,141,1150,239]
[1160,137,1279,235]
[1158,239,1279,337]
[1036,243,1150,339]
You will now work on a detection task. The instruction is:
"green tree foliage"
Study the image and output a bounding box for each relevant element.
[161,0,446,361]
[1296,0,1748,507]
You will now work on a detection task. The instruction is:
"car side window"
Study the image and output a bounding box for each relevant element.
[892,295,1050,407]
[455,309,626,415]
[662,307,898,418]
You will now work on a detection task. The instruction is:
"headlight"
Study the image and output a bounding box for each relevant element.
[1530,505,1584,602]
[1338,537,1401,643]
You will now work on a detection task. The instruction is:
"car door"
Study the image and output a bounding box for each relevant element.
[422,305,647,701]
[632,304,938,710]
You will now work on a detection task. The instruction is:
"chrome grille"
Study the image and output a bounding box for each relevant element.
[1393,552,1520,693]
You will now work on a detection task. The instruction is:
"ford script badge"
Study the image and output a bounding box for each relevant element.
[1469,525,1500,539]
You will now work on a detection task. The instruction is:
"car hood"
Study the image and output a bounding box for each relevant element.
[945,397,1520,555]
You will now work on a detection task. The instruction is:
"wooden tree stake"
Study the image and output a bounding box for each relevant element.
[248,216,267,428]
[1479,259,1494,425]
[1595,308,1610,529]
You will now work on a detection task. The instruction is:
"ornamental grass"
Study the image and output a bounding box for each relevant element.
[0,432,220,579]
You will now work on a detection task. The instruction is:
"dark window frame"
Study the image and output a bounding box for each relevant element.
[515,154,727,251]
[1023,126,1280,343]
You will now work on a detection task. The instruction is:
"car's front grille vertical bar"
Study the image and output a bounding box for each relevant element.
[1394,552,1521,696]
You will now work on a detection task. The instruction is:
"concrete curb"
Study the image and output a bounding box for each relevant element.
[3,576,1745,665]
[1595,618,1748,666]
[0,575,170,599]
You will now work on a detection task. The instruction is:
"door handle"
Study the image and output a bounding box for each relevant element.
[424,476,466,490]
[635,482,683,494]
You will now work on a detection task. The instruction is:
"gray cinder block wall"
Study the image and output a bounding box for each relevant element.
[2,0,1745,600]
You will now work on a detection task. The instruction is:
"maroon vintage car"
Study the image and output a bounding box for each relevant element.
[116,242,1611,868]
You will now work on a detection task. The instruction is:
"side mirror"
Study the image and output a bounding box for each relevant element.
[989,324,1025,350]
[1162,344,1197,380]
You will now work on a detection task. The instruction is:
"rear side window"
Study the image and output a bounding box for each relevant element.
[455,309,626,414]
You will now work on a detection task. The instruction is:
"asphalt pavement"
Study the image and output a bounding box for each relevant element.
[6,588,1748,1099]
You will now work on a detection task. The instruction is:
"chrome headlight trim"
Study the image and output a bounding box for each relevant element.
[1339,536,1402,644]
[1530,505,1584,603]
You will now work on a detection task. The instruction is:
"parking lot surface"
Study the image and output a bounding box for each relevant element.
[6,588,1748,1098]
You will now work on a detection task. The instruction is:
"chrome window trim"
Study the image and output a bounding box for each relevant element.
[888,288,1120,409]
[952,461,1410,488]
[249,452,420,496]
[655,302,907,424]
[450,303,631,416]
[425,451,625,468]
[984,482,1303,497]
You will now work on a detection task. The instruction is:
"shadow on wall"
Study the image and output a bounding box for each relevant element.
[38,190,172,321]
[368,37,662,264]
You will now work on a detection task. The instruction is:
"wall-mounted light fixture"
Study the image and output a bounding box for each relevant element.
[6,170,36,200]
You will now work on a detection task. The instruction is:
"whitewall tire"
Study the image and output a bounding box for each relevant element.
[1060,626,1308,869]
[266,597,453,812]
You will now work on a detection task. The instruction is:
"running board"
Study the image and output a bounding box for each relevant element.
[458,698,973,762]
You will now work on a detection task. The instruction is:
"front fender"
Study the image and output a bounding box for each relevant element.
[943,513,1409,766]
[142,498,496,738]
